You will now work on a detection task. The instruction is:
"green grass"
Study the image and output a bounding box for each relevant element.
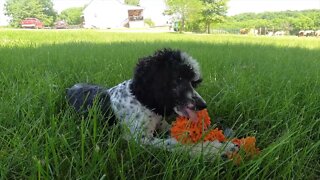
[1,29,320,179]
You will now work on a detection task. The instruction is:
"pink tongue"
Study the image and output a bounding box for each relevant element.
[186,108,198,122]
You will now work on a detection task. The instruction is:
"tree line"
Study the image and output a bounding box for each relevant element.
[214,9,320,35]
[4,0,228,32]
[4,0,86,27]
[4,0,142,27]
[4,0,319,35]
[163,1,320,35]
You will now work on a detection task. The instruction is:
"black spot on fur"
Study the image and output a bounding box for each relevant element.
[122,93,128,98]
[130,100,137,105]
[109,88,115,94]
[116,104,121,110]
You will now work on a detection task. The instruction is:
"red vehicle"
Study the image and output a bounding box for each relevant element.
[20,18,44,29]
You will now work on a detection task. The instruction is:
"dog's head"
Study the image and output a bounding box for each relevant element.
[130,48,206,122]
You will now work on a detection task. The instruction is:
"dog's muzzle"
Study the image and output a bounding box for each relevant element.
[193,91,207,111]
[174,91,207,122]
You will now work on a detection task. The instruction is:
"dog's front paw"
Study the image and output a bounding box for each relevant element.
[200,141,240,160]
[224,141,239,154]
[220,141,239,160]
[188,140,238,159]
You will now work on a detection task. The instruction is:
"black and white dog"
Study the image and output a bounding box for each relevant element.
[67,48,237,157]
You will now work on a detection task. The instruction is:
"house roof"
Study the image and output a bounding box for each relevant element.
[84,0,143,13]
[124,4,144,10]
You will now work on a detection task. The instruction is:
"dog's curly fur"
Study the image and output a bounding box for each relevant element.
[67,48,238,157]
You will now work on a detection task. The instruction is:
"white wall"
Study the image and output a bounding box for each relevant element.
[0,1,9,26]
[140,0,170,26]
[129,21,144,28]
[83,0,128,28]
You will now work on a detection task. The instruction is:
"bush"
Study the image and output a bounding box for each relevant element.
[144,18,155,27]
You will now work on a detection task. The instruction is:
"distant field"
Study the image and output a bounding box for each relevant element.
[0,29,319,179]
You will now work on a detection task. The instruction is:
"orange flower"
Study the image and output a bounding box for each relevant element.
[227,137,260,164]
[204,128,226,142]
[171,118,195,143]
[227,152,242,165]
[171,109,225,144]
[194,108,211,129]
[171,109,260,164]
[232,137,260,157]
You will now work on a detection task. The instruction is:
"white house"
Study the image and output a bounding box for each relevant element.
[139,0,170,27]
[0,1,9,26]
[83,0,144,29]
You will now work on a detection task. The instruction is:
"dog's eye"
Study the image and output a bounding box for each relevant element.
[191,82,198,88]
[191,79,202,87]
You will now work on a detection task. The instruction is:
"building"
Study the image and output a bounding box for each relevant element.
[139,0,170,27]
[0,1,9,26]
[83,0,144,29]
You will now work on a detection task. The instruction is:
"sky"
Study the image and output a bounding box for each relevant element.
[1,0,320,25]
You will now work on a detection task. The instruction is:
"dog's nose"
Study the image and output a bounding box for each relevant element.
[195,99,207,110]
[192,91,207,110]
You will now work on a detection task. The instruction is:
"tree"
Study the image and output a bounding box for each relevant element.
[125,0,140,6]
[225,9,320,35]
[59,7,84,25]
[291,15,314,30]
[166,0,203,32]
[5,0,56,27]
[201,0,228,34]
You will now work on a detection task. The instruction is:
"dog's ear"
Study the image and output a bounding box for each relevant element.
[130,49,183,116]
[132,48,182,88]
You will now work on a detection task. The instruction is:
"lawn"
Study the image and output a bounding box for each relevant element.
[0,29,319,179]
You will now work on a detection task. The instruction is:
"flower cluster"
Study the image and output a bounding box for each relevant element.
[229,136,260,164]
[232,136,260,157]
[171,109,225,144]
[171,109,260,163]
